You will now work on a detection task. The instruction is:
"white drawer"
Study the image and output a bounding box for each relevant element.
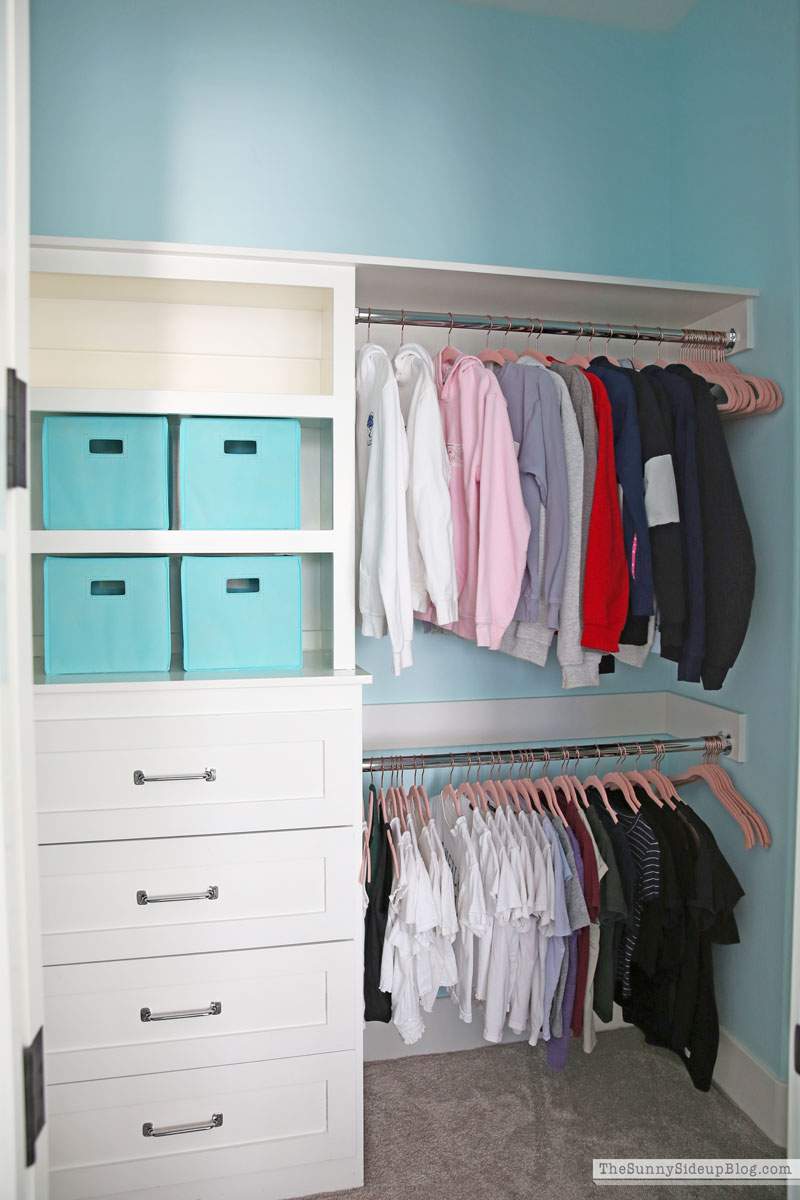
[41,828,359,965]
[44,940,359,1084]
[48,1050,360,1200]
[36,708,359,843]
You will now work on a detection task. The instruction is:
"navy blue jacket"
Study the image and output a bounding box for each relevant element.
[644,366,705,681]
[588,362,653,619]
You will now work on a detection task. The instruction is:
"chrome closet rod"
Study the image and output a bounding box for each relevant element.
[361,734,731,773]
[355,307,737,351]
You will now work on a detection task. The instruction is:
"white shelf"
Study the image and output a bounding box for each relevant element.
[32,652,371,692]
[30,530,335,555]
[30,387,337,419]
[32,235,759,349]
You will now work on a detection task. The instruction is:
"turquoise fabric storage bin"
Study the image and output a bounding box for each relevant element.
[44,557,171,675]
[179,417,300,530]
[181,555,302,671]
[42,415,170,530]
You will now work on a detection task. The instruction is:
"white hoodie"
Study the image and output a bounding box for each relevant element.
[356,343,414,674]
[393,343,458,624]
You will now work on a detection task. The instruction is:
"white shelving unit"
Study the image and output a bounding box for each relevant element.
[28,235,761,1200]
[29,241,357,684]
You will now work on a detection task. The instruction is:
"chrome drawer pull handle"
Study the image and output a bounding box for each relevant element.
[141,1001,222,1023]
[137,885,219,906]
[143,1113,223,1138]
[134,768,216,786]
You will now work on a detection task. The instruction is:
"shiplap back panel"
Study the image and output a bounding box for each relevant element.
[30,273,334,395]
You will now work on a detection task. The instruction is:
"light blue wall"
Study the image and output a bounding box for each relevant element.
[667,0,800,1087]
[29,0,800,1083]
[31,0,672,278]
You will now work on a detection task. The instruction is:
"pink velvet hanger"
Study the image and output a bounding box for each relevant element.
[359,785,374,886]
[385,822,400,877]
[517,750,546,818]
[601,745,639,814]
[440,312,462,367]
[565,322,591,368]
[630,326,647,371]
[653,327,670,369]
[455,752,481,811]
[499,317,518,362]
[414,756,432,822]
[670,737,769,849]
[601,327,621,367]
[584,745,618,823]
[568,746,591,810]
[639,740,680,809]
[510,751,534,815]
[552,746,578,808]
[477,317,505,368]
[538,749,567,824]
[476,751,503,809]
[499,750,523,813]
[622,743,664,808]
[440,754,463,818]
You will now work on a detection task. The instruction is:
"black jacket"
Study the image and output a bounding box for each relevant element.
[644,366,705,679]
[667,365,755,689]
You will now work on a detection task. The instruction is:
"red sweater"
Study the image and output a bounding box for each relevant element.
[580,373,628,652]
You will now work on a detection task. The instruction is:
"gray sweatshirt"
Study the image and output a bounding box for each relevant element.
[501,363,601,688]
[548,360,597,599]
[497,362,569,628]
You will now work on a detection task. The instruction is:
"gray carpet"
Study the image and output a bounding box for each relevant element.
[311,1030,784,1200]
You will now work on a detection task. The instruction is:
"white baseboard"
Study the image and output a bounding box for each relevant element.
[364,1000,627,1063]
[713,1027,787,1147]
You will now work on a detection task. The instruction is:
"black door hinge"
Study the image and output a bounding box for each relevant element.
[795,1024,800,1075]
[23,1026,45,1167]
[7,367,27,489]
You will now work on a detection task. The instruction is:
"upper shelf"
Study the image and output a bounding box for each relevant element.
[31,236,759,352]
[351,256,758,339]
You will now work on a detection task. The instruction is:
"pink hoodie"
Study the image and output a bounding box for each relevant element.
[418,353,531,649]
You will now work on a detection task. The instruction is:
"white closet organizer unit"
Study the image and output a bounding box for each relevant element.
[29,236,758,1200]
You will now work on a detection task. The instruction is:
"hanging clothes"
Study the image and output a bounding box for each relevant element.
[393,343,459,624]
[356,344,414,674]
[418,353,530,649]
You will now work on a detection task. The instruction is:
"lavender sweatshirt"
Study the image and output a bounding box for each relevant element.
[497,363,569,627]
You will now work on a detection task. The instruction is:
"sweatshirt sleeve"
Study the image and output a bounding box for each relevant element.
[553,385,601,688]
[515,386,547,621]
[538,376,570,629]
[580,375,629,652]
[635,374,685,650]
[683,369,755,689]
[407,367,459,625]
[474,376,532,650]
[358,353,414,674]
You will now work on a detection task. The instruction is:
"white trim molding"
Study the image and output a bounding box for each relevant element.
[714,1028,788,1147]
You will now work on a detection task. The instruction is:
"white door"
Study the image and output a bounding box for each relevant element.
[0,0,46,1194]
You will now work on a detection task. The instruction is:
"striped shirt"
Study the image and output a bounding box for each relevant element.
[615,810,660,997]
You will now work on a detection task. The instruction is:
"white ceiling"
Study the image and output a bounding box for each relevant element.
[451,0,699,34]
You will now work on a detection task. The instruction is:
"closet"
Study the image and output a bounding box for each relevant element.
[23,235,766,1197]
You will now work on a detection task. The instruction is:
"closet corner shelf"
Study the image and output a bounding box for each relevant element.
[30,530,336,555]
[32,654,371,692]
[29,387,339,420]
